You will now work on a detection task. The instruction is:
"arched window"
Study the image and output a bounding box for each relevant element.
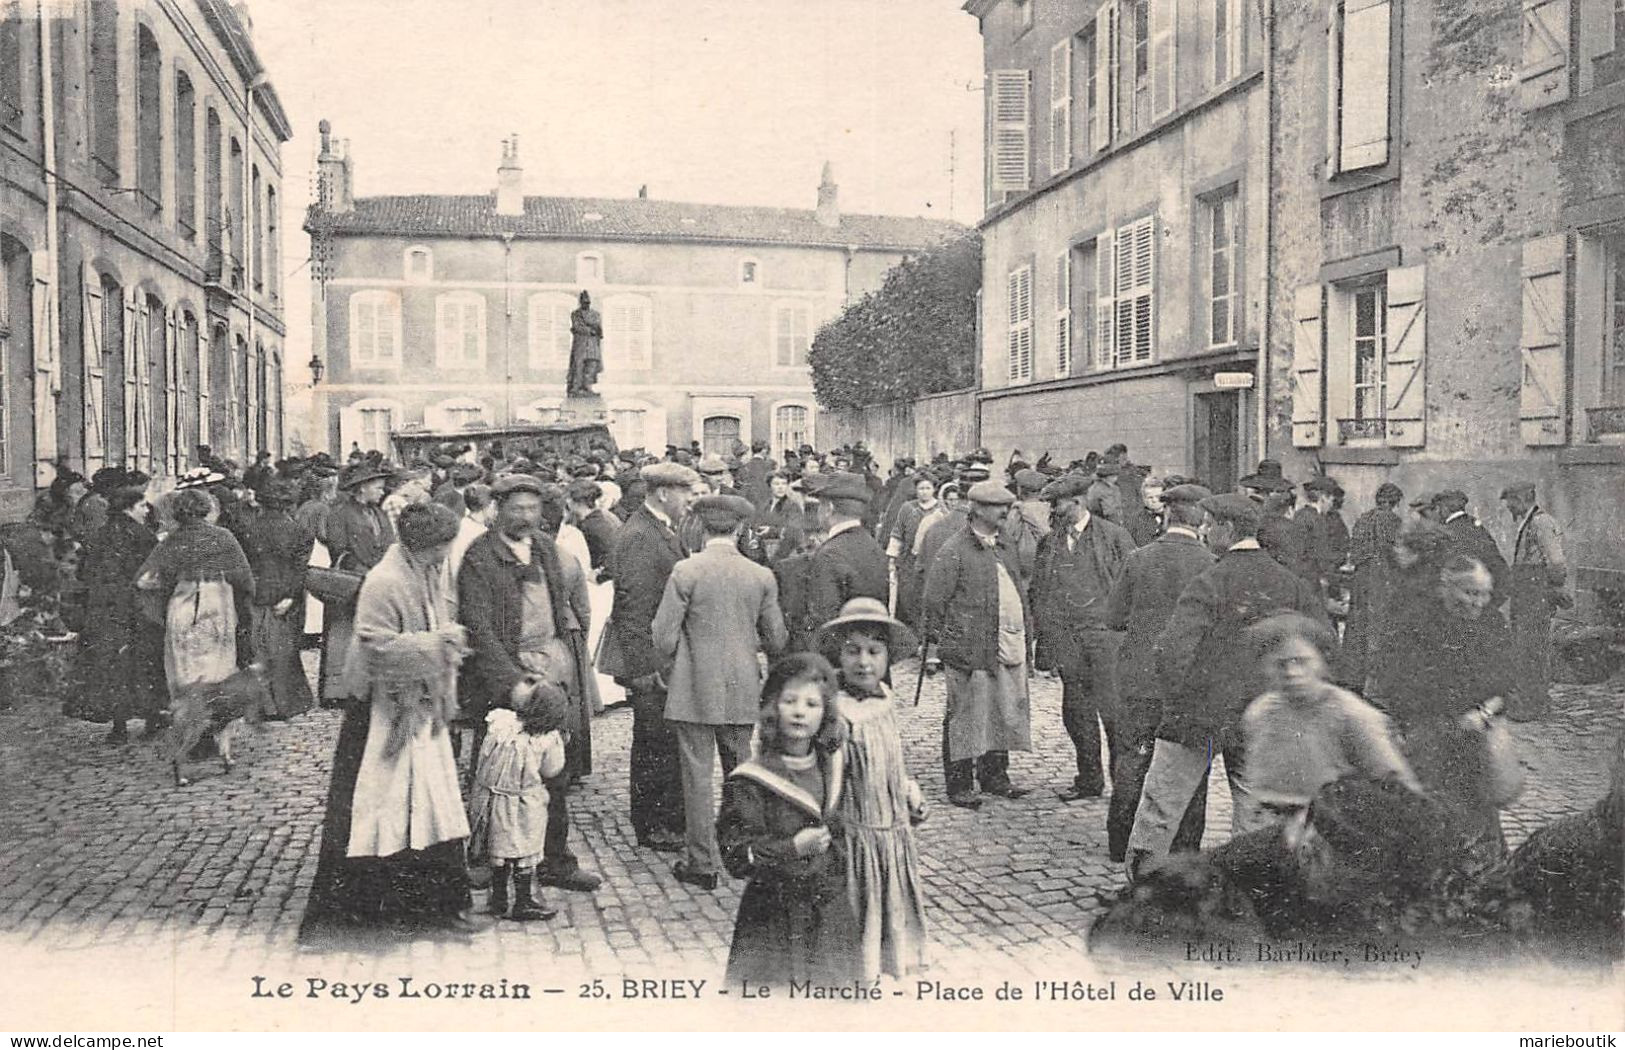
[342,397,403,456]
[136,24,162,207]
[174,72,196,238]
[348,290,401,367]
[527,292,575,370]
[602,293,652,369]
[576,251,604,286]
[205,108,223,268]
[228,136,244,287]
[435,291,486,368]
[522,398,563,425]
[772,400,813,456]
[265,184,278,300]
[426,396,490,432]
[89,0,119,185]
[404,245,432,282]
[250,165,263,291]
[177,308,200,470]
[606,398,664,452]
[771,300,813,368]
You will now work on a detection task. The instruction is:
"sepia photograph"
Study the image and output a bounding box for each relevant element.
[0,0,1621,1033]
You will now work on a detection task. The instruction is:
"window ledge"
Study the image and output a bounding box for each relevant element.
[1321,167,1399,202]
[1565,80,1625,124]
[1317,446,1402,465]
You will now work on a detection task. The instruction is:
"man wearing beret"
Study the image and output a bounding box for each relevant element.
[458,473,602,893]
[1030,473,1136,804]
[1127,492,1329,872]
[804,472,890,635]
[652,495,789,889]
[1100,484,1215,861]
[922,479,1035,808]
[1501,481,1567,721]
[606,463,701,852]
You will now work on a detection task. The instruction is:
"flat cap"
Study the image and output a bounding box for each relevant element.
[1038,475,1091,503]
[1500,481,1537,500]
[1199,492,1262,526]
[818,471,874,504]
[692,494,756,528]
[641,462,701,489]
[966,479,1015,506]
[1303,475,1340,495]
[1433,488,1469,507]
[1161,483,1213,505]
[491,473,546,498]
[1013,468,1049,494]
[696,453,731,475]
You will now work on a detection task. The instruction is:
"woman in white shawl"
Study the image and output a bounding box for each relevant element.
[302,501,489,938]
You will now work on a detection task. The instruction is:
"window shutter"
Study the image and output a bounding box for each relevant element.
[1113,218,1156,365]
[1339,0,1390,171]
[1055,251,1072,375]
[122,288,138,467]
[30,254,58,484]
[226,338,239,457]
[1152,0,1177,118]
[164,310,178,472]
[1094,5,1116,150]
[1291,284,1325,447]
[1094,229,1115,368]
[246,342,259,455]
[1578,0,1616,93]
[197,326,211,447]
[135,298,153,471]
[1007,267,1033,383]
[1519,235,1568,445]
[1520,0,1571,108]
[1050,40,1072,174]
[991,70,1032,193]
[1324,1,1342,176]
[1383,266,1427,447]
[81,268,106,471]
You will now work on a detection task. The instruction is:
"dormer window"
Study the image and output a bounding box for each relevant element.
[404,246,433,282]
[740,259,761,287]
[577,251,604,285]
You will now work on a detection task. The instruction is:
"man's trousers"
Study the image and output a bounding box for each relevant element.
[671,721,754,876]
[1107,703,1208,862]
[629,685,685,841]
[1059,629,1122,793]
[1126,736,1248,859]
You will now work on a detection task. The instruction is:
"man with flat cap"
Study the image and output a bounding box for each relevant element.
[1126,491,1329,873]
[652,494,789,889]
[922,479,1034,808]
[458,472,602,893]
[1435,489,1510,604]
[804,471,890,635]
[1290,475,1349,591]
[608,461,701,853]
[1030,473,1136,803]
[1101,483,1215,861]
[1501,481,1566,721]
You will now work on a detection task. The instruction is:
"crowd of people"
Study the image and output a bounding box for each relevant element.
[8,432,1616,976]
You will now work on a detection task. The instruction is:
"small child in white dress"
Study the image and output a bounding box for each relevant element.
[467,681,567,921]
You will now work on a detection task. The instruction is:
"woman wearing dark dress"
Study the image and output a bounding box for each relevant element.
[318,463,396,707]
[80,476,165,743]
[241,479,316,718]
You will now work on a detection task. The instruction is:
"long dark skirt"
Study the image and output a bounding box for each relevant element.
[250,605,312,717]
[727,874,858,987]
[299,699,471,941]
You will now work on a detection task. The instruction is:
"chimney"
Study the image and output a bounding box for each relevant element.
[315,119,353,213]
[637,184,648,200]
[496,134,524,216]
[815,161,839,228]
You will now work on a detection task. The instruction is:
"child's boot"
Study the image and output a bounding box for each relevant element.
[486,863,510,917]
[509,866,558,922]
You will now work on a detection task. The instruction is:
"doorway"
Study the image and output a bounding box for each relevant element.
[1193,390,1240,494]
[702,415,741,455]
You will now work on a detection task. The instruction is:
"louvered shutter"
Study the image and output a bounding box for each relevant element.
[30,252,58,484]
[1094,230,1115,369]
[1520,0,1571,108]
[80,267,105,471]
[1055,251,1071,376]
[1291,284,1325,448]
[1094,4,1116,150]
[991,70,1031,193]
[1050,40,1072,174]
[1007,267,1033,383]
[1383,266,1426,447]
[1325,1,1342,176]
[1115,218,1155,364]
[1519,235,1568,445]
[1151,0,1177,118]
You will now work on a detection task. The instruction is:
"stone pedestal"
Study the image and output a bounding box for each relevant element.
[557,394,607,423]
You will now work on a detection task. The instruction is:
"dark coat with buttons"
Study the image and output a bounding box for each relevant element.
[805,525,889,635]
[608,504,685,684]
[922,525,1028,673]
[1105,530,1216,701]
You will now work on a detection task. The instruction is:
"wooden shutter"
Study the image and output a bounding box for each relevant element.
[1383,265,1427,447]
[80,268,105,471]
[1339,0,1390,171]
[1094,4,1116,150]
[122,287,138,467]
[1519,235,1568,445]
[1115,217,1155,364]
[226,336,239,457]
[132,295,153,471]
[1151,0,1177,118]
[991,70,1031,193]
[1579,0,1617,93]
[197,325,211,447]
[1291,284,1325,447]
[1520,0,1571,109]
[30,252,58,484]
[1325,0,1342,176]
[1055,251,1071,375]
[247,341,260,455]
[1050,39,1072,174]
[1007,267,1033,383]
[1094,229,1115,368]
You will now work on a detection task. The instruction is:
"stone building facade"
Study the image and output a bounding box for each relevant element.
[1268,0,1625,598]
[0,0,290,521]
[305,131,960,458]
[966,0,1267,491]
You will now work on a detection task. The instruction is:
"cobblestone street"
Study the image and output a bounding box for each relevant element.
[1,659,1620,1025]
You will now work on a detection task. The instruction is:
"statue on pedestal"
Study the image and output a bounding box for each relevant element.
[567,290,604,398]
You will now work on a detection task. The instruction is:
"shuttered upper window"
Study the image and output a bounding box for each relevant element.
[604,294,652,369]
[989,70,1031,197]
[1326,0,1392,174]
[1050,41,1072,175]
[436,292,487,369]
[772,301,812,368]
[1007,265,1033,383]
[528,292,575,370]
[349,290,401,368]
[1054,252,1072,376]
[1114,217,1156,366]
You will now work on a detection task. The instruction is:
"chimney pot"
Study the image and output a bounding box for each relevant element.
[815,162,839,228]
[496,137,524,216]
